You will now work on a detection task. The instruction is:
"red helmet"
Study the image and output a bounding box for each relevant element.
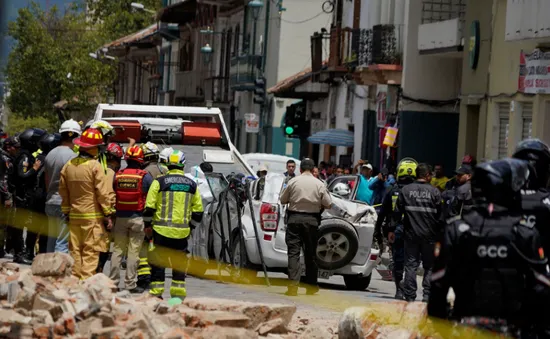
[74,128,104,148]
[125,145,144,163]
[106,143,123,159]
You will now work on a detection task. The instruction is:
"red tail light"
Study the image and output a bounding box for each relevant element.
[260,203,279,231]
[370,253,378,261]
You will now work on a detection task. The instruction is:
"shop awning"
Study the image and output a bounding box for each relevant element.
[307,129,354,147]
[157,0,197,24]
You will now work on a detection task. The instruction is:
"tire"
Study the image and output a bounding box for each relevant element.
[230,232,257,283]
[343,274,372,291]
[315,218,359,270]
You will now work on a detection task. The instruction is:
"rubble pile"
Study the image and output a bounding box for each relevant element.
[338,301,440,339]
[0,253,329,339]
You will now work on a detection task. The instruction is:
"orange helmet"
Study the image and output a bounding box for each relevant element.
[74,128,104,148]
[125,145,144,163]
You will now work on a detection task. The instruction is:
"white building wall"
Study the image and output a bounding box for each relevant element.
[401,0,462,112]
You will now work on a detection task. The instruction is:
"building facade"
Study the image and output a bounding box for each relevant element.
[457,0,550,162]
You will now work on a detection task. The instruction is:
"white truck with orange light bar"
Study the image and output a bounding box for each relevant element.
[91,104,254,176]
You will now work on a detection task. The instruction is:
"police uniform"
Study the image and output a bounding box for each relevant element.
[280,169,332,295]
[429,206,550,336]
[377,178,413,299]
[393,180,442,302]
[144,168,203,299]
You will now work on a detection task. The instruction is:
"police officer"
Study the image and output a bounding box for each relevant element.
[15,128,47,261]
[512,139,550,254]
[392,163,442,302]
[280,158,332,296]
[428,158,550,337]
[376,158,417,300]
[441,164,473,220]
[1,136,31,263]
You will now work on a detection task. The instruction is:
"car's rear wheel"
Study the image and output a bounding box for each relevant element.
[343,274,372,291]
[315,218,359,270]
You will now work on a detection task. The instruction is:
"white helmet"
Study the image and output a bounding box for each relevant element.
[59,119,82,136]
[333,183,351,197]
[159,147,174,163]
[89,120,114,136]
[142,142,160,156]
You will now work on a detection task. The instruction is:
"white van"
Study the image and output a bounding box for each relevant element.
[242,153,300,176]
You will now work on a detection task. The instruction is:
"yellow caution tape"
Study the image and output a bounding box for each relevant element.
[0,205,509,338]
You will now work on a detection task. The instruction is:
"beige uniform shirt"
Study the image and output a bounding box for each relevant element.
[280,172,332,213]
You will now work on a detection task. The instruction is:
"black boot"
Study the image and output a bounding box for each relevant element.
[394,280,404,300]
[13,252,32,265]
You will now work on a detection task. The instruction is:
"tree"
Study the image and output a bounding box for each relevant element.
[85,0,161,41]
[6,2,115,126]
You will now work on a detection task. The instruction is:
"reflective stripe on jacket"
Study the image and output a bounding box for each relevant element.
[59,156,116,224]
[145,169,203,239]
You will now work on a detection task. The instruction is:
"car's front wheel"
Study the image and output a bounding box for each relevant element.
[343,274,372,291]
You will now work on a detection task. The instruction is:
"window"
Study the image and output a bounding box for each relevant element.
[179,40,194,72]
[522,102,533,139]
[233,24,240,57]
[497,103,510,159]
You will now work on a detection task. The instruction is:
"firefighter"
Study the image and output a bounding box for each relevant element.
[59,128,116,280]
[110,145,153,293]
[87,120,115,174]
[1,136,31,263]
[97,143,124,273]
[144,150,204,299]
[15,128,47,260]
[142,142,166,178]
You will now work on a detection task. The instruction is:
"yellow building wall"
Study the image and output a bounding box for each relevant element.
[485,0,550,159]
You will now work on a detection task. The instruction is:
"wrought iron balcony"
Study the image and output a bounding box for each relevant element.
[205,76,230,103]
[329,25,404,69]
[229,55,262,91]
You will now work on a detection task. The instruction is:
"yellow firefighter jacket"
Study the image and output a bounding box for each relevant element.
[59,155,116,224]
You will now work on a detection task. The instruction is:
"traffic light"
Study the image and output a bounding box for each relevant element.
[283,102,307,138]
[253,77,266,105]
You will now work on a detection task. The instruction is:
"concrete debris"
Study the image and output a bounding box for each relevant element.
[338,301,430,339]
[0,258,300,338]
[31,253,74,277]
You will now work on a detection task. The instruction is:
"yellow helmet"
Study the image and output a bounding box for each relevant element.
[397,157,418,179]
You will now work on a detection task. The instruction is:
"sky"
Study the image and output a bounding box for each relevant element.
[1,0,78,83]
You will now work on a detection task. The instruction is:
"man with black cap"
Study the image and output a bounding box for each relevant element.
[442,164,473,220]
[280,158,332,296]
[0,136,30,263]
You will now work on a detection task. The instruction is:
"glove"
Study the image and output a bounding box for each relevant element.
[144,226,152,239]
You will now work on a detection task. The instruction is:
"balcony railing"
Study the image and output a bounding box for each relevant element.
[329,25,404,69]
[229,55,262,91]
[205,76,230,103]
[175,69,213,100]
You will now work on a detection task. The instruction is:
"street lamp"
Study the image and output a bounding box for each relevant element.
[248,0,264,20]
[201,43,213,64]
[131,2,156,14]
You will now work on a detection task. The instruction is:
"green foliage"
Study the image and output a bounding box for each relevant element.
[6,2,116,124]
[6,114,56,134]
[85,0,161,40]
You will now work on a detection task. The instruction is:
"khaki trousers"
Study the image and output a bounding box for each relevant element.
[69,220,109,280]
[109,216,145,290]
